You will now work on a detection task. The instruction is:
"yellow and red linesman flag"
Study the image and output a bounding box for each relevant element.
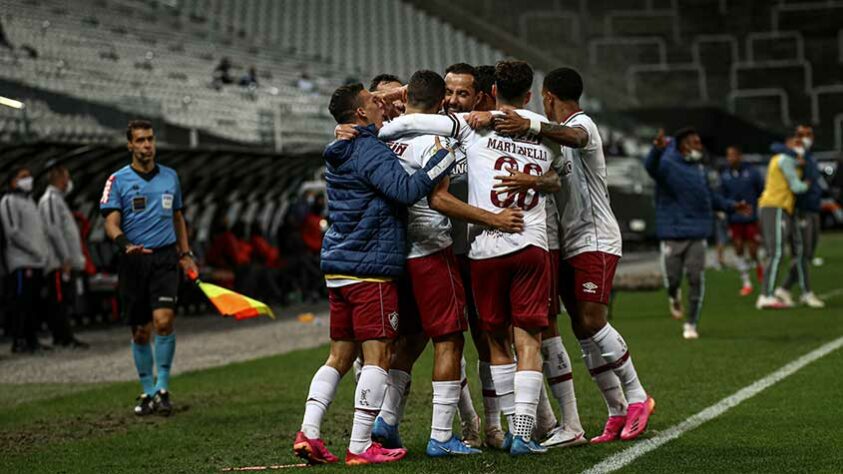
[187,270,275,320]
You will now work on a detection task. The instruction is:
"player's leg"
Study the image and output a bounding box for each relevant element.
[790,212,823,307]
[731,225,753,295]
[660,240,685,319]
[130,322,156,416]
[684,240,706,339]
[569,252,652,441]
[539,316,586,448]
[759,208,789,308]
[122,253,157,415]
[746,222,763,281]
[148,247,181,415]
[346,282,406,465]
[456,256,483,448]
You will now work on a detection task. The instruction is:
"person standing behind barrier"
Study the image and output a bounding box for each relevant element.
[755,136,813,310]
[38,162,90,348]
[773,125,825,309]
[645,129,750,340]
[720,146,765,296]
[1,167,51,353]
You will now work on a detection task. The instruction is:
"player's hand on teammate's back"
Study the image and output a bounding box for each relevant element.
[492,207,524,233]
[653,128,667,150]
[125,244,153,255]
[494,106,530,136]
[494,166,537,194]
[433,136,454,155]
[334,124,358,141]
[466,111,494,129]
[734,200,753,216]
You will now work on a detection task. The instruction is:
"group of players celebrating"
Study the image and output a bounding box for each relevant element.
[292,60,655,465]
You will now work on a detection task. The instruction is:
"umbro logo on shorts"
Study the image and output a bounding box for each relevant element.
[583,282,598,294]
[388,311,399,331]
[158,296,175,303]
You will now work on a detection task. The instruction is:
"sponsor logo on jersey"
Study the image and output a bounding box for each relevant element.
[582,281,598,294]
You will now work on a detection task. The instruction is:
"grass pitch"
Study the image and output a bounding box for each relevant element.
[2,235,843,473]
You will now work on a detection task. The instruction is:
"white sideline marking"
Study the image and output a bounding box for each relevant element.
[582,334,843,474]
[818,288,843,300]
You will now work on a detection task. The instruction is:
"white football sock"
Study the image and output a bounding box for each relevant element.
[301,365,341,439]
[349,365,388,454]
[478,361,501,429]
[353,356,363,384]
[536,382,558,429]
[379,369,411,426]
[513,370,543,438]
[457,356,478,422]
[490,363,516,432]
[542,336,582,431]
[736,256,751,286]
[579,338,628,416]
[590,324,647,404]
[431,380,461,442]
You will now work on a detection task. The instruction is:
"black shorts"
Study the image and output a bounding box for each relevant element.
[118,244,180,326]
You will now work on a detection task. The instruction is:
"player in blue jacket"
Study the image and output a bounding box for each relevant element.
[720,146,765,295]
[645,128,749,339]
[293,83,455,466]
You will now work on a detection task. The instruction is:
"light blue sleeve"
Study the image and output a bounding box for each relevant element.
[778,155,809,194]
[173,173,184,210]
[99,173,123,212]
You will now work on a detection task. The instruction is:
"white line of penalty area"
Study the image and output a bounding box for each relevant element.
[583,333,843,473]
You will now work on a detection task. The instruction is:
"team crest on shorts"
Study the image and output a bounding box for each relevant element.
[582,282,598,294]
[388,311,399,331]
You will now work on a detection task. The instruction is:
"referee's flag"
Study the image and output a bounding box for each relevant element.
[187,270,275,320]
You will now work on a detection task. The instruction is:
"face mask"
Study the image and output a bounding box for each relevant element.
[792,145,805,156]
[65,179,74,195]
[16,176,33,192]
[684,149,703,162]
[801,137,813,150]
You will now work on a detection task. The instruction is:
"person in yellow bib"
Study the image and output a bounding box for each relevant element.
[756,136,810,310]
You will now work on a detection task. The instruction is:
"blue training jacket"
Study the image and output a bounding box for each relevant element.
[644,140,735,240]
[320,124,454,278]
[720,162,764,224]
[770,143,821,213]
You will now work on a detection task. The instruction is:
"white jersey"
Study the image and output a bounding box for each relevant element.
[557,111,622,258]
[379,110,565,260]
[386,133,463,259]
[546,193,561,251]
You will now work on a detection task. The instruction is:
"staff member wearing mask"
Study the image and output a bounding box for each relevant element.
[645,128,750,339]
[39,161,90,348]
[1,167,51,353]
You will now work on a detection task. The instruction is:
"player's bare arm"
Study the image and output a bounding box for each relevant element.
[173,209,198,275]
[494,167,561,194]
[428,176,524,233]
[495,107,588,148]
[104,210,151,255]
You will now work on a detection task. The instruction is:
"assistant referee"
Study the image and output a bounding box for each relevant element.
[100,120,197,416]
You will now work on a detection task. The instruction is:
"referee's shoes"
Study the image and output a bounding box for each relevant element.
[133,390,173,416]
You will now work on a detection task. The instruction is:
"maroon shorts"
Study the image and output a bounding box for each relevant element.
[549,249,561,318]
[469,245,550,333]
[456,254,478,327]
[729,222,760,242]
[559,251,619,309]
[328,281,399,341]
[398,247,468,339]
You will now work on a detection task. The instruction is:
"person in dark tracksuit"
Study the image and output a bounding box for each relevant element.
[772,124,825,308]
[39,162,89,349]
[1,167,51,353]
[645,128,750,340]
[100,120,198,416]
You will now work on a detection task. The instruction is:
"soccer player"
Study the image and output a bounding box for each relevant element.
[369,69,524,457]
[293,83,454,465]
[720,146,764,296]
[756,136,811,310]
[645,128,750,338]
[380,60,564,456]
[100,120,198,416]
[774,124,825,308]
[369,73,405,121]
[494,67,652,442]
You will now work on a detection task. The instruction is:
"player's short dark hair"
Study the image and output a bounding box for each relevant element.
[329,83,364,124]
[474,65,495,95]
[543,67,583,102]
[407,70,446,110]
[5,166,29,188]
[674,127,699,147]
[726,145,742,153]
[495,60,533,103]
[126,120,153,142]
[369,74,402,92]
[445,63,477,90]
